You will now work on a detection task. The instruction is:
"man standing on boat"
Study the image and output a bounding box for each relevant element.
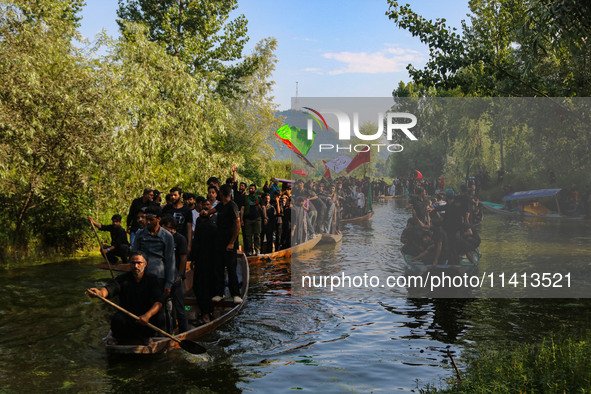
[162,187,193,255]
[201,184,243,304]
[86,251,165,345]
[131,205,176,298]
[126,188,156,244]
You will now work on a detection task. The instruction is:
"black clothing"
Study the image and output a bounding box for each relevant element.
[234,192,246,210]
[216,200,240,251]
[171,232,188,273]
[100,224,129,264]
[99,224,129,247]
[127,197,155,232]
[410,196,429,223]
[193,217,217,315]
[162,205,193,241]
[261,204,277,253]
[105,271,165,341]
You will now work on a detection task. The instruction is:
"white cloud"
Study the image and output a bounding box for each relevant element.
[322,47,424,75]
[302,67,324,74]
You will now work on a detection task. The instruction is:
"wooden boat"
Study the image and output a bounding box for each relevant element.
[340,210,374,224]
[481,188,589,221]
[402,249,481,277]
[318,233,343,244]
[104,253,249,355]
[377,195,394,201]
[246,235,321,264]
[98,262,192,273]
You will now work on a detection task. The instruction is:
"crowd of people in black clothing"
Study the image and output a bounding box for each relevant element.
[401,182,482,266]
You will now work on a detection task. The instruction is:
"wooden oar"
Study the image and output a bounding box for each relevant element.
[93,293,207,355]
[88,217,114,279]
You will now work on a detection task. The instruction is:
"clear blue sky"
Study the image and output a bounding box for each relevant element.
[79,0,470,110]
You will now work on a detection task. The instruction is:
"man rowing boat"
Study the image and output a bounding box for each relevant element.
[86,252,165,345]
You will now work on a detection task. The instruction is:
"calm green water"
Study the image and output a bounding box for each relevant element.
[1,200,590,392]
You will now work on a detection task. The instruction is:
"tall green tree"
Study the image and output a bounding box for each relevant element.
[117,0,257,97]
[0,0,121,255]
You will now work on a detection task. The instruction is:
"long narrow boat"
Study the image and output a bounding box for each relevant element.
[377,195,394,201]
[247,235,321,264]
[98,262,131,272]
[340,210,374,224]
[318,233,343,244]
[402,249,481,277]
[481,188,588,221]
[103,253,249,355]
[98,262,193,273]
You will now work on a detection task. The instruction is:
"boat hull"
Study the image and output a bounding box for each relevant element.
[341,211,374,224]
[246,235,321,264]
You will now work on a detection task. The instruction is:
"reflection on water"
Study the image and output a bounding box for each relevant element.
[0,199,590,391]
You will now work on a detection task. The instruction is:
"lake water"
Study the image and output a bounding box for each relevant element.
[1,198,590,392]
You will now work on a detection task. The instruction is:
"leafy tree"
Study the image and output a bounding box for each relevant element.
[0,0,121,256]
[386,0,591,97]
[117,0,257,97]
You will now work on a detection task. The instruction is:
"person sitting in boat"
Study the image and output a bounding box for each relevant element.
[400,218,424,256]
[409,218,448,266]
[86,251,166,345]
[407,187,430,228]
[89,214,130,265]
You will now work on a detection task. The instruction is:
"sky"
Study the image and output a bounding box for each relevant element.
[79,0,471,110]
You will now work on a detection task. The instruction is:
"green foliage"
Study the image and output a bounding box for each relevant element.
[427,334,591,393]
[0,0,121,257]
[116,0,257,97]
[386,1,591,189]
[0,0,282,261]
[386,0,591,97]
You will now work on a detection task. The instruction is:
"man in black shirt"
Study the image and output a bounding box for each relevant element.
[160,215,188,333]
[89,214,130,264]
[86,252,165,345]
[162,186,193,254]
[126,188,155,244]
[201,184,242,304]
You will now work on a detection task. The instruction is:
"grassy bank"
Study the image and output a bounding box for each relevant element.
[426,333,591,393]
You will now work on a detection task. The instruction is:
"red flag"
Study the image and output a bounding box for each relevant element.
[292,169,307,177]
[322,160,332,181]
[439,176,444,188]
[415,170,423,180]
[345,150,371,173]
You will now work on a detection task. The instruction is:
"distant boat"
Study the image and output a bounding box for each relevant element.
[377,195,394,200]
[103,253,249,355]
[481,188,588,220]
[341,211,374,224]
[247,235,321,264]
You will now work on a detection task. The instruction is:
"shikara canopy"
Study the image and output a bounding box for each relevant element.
[502,189,562,201]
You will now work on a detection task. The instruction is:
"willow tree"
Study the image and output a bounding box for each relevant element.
[0,0,121,256]
[116,0,257,97]
[99,22,237,206]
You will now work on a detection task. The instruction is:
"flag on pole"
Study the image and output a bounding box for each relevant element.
[415,170,423,180]
[322,160,332,181]
[275,124,315,155]
[275,124,316,168]
[345,150,371,173]
[439,176,444,188]
[324,155,352,173]
[292,169,307,177]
